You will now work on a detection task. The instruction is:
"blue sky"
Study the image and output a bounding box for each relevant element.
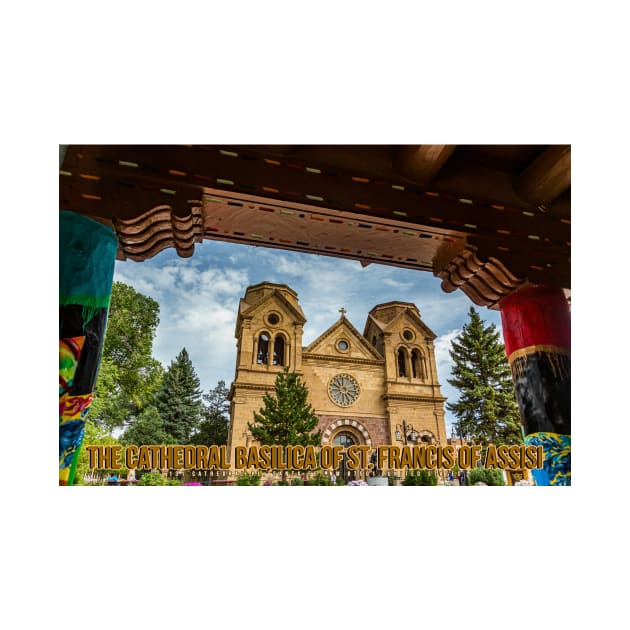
[113,240,505,435]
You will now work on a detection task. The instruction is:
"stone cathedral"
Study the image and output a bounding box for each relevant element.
[227,282,447,472]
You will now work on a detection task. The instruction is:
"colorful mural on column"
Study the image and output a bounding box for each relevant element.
[500,286,571,486]
[59,211,118,485]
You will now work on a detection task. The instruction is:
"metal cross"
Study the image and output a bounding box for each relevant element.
[339,307,347,316]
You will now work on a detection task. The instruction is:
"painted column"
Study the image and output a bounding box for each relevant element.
[59,211,118,485]
[499,286,571,486]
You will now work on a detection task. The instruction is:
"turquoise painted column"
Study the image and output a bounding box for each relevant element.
[59,210,118,485]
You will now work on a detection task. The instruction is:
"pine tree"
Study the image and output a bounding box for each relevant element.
[447,307,522,446]
[248,368,321,479]
[155,348,203,443]
[191,380,230,446]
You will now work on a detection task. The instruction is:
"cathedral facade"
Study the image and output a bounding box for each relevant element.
[227,282,447,474]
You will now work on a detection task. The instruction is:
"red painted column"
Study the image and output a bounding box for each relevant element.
[499,286,571,485]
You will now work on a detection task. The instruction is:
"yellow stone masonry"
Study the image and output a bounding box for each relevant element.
[227,283,447,474]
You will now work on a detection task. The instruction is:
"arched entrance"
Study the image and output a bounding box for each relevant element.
[325,420,372,482]
[322,418,372,447]
[332,430,356,482]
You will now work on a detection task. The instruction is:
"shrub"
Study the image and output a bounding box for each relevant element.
[290,477,304,486]
[468,468,505,486]
[137,472,169,486]
[236,471,261,486]
[308,471,331,486]
[402,469,438,486]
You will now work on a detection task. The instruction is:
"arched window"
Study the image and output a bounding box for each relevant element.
[257,333,269,364]
[397,348,407,377]
[333,431,356,448]
[411,349,424,380]
[273,335,285,366]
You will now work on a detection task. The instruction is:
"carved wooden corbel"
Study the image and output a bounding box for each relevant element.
[114,201,204,261]
[434,243,525,309]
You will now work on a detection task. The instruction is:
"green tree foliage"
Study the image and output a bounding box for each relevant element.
[248,367,321,448]
[155,348,203,443]
[101,282,160,378]
[119,405,174,446]
[447,307,522,446]
[248,367,321,481]
[191,380,230,446]
[90,282,163,430]
[74,421,126,485]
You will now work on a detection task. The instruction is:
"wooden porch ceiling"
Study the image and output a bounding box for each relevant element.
[59,145,570,308]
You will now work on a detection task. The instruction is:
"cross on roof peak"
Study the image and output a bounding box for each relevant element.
[339,307,347,317]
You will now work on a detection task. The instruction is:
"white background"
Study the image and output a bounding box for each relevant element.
[3,1,628,628]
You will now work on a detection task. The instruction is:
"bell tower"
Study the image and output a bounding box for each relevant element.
[228,283,307,457]
[364,302,447,445]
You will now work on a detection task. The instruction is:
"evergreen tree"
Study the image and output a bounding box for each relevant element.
[447,307,522,446]
[249,368,321,479]
[191,380,230,446]
[120,405,175,446]
[155,348,203,443]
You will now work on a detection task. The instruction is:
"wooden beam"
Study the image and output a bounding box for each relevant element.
[392,145,455,185]
[60,145,570,289]
[59,145,69,168]
[61,145,570,249]
[514,145,571,206]
[244,145,297,154]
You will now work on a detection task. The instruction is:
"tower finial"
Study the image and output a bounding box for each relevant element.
[339,307,347,318]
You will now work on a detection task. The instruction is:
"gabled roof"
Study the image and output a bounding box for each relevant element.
[304,315,383,360]
[241,288,305,322]
[363,313,387,337]
[366,313,387,331]
[365,303,437,340]
[369,300,419,314]
[243,281,299,300]
[380,307,437,340]
[235,287,306,336]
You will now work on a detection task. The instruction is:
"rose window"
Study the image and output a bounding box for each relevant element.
[328,374,360,407]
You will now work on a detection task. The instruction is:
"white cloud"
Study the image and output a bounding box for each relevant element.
[113,241,505,429]
[114,249,248,391]
[434,329,460,375]
[380,277,413,289]
[113,269,158,297]
[433,329,462,434]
